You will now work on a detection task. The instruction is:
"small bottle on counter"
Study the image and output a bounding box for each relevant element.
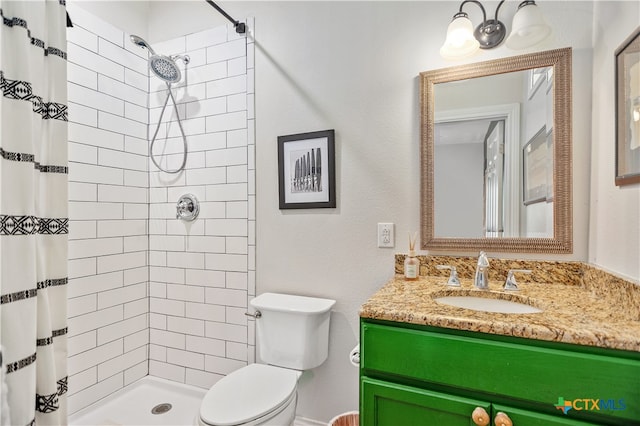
[404,232,419,281]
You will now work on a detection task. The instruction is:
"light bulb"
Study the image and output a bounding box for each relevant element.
[440,13,479,60]
[505,1,551,50]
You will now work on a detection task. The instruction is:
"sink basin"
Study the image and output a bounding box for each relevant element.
[434,295,543,314]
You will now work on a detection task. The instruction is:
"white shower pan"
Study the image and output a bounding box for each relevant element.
[69,376,206,426]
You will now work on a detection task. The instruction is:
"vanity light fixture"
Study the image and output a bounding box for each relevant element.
[440,0,552,60]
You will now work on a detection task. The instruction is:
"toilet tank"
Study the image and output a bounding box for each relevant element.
[250,293,336,370]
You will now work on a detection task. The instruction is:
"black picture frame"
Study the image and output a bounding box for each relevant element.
[615,26,640,186]
[278,129,336,209]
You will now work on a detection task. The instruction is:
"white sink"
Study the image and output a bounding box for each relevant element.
[434,296,543,314]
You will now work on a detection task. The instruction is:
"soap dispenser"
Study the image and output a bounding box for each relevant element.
[404,232,419,281]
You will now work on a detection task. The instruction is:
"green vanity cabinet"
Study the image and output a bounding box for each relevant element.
[362,377,491,425]
[361,379,590,426]
[360,319,640,426]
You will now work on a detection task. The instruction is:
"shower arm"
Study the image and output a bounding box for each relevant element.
[205,0,247,34]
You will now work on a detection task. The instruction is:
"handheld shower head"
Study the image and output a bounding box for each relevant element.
[129,34,184,84]
[149,56,182,84]
[129,34,157,56]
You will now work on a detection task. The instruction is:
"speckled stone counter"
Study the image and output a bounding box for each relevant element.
[360,262,640,352]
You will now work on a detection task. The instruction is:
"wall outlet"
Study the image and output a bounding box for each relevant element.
[377,223,395,248]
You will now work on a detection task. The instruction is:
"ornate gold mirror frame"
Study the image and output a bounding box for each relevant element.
[420,47,573,253]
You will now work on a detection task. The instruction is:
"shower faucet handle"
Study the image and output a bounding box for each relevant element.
[176,194,199,221]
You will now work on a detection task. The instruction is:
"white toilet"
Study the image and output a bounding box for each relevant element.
[197,292,336,426]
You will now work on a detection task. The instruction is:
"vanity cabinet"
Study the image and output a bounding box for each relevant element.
[360,320,640,426]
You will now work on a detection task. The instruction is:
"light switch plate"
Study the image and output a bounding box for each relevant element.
[377,223,395,248]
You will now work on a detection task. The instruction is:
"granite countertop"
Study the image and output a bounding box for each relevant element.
[360,275,640,352]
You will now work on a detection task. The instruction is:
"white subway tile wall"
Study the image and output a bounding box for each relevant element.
[66,4,255,415]
[148,18,255,391]
[66,4,149,414]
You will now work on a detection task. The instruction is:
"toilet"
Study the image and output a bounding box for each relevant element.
[197,292,336,426]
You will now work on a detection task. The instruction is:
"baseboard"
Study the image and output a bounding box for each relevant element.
[294,415,327,426]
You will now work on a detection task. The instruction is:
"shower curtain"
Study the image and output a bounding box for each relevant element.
[0,1,68,425]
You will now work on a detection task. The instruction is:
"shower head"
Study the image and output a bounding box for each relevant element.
[129,34,157,56]
[149,55,182,84]
[129,34,183,84]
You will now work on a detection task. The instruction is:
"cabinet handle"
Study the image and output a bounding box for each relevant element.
[471,407,490,426]
[494,411,513,426]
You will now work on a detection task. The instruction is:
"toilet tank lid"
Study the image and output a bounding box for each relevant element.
[250,293,336,314]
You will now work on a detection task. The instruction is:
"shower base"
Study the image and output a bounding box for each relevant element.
[69,376,206,425]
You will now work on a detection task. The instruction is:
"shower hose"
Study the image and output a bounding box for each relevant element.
[149,82,188,174]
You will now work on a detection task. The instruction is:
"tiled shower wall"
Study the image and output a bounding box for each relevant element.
[66,5,150,414]
[146,22,255,389]
[65,4,255,414]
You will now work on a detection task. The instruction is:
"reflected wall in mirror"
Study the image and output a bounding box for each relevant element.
[420,48,572,253]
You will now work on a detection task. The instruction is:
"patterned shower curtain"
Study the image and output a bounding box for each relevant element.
[0,0,68,425]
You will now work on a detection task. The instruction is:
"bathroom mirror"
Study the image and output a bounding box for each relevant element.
[420,48,572,253]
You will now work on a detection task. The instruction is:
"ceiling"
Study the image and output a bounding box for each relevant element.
[435,118,500,146]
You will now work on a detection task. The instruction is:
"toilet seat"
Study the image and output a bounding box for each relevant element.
[199,364,299,426]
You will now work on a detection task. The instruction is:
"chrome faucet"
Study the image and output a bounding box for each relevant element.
[474,251,490,289]
[436,265,461,287]
[503,269,532,291]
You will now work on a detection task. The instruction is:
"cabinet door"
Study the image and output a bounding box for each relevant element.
[361,377,491,426]
[492,404,597,426]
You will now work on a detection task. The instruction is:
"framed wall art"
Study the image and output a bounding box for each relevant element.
[278,129,336,209]
[615,26,640,186]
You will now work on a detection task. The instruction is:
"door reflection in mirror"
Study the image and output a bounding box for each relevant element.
[432,67,554,239]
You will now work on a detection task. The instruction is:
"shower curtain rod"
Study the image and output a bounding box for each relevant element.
[205,0,247,34]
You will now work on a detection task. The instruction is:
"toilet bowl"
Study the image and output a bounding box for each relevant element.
[197,364,300,426]
[196,293,335,426]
